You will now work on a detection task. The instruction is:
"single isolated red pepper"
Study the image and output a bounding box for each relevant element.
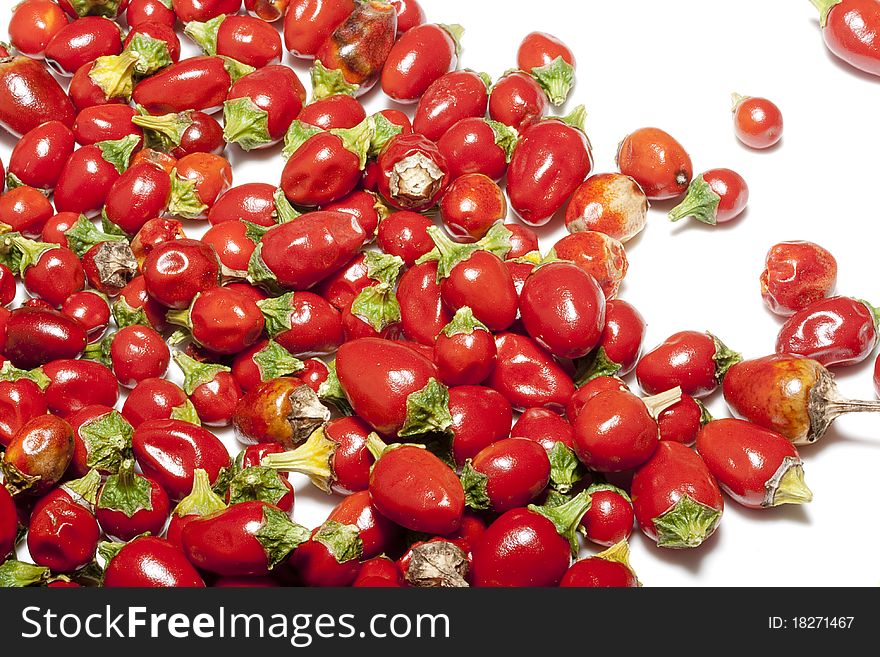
[142,238,220,310]
[732,93,783,149]
[167,286,265,354]
[760,241,837,317]
[133,56,252,115]
[616,127,693,200]
[668,168,749,225]
[697,418,813,509]
[434,306,497,386]
[631,440,723,549]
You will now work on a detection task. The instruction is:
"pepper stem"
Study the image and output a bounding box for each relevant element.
[132,109,193,152]
[441,306,489,337]
[183,15,225,56]
[530,56,575,106]
[485,119,519,163]
[527,490,592,555]
[668,175,721,225]
[173,351,229,396]
[653,495,721,548]
[310,60,359,101]
[89,51,139,102]
[172,468,226,518]
[223,97,271,151]
[641,387,683,419]
[557,104,587,132]
[810,0,842,27]
[574,347,622,386]
[731,92,749,111]
[766,457,813,507]
[330,116,377,169]
[64,469,103,508]
[709,332,742,383]
[260,427,337,493]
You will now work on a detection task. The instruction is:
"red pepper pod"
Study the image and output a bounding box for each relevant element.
[657,394,712,446]
[244,0,289,22]
[9,0,70,60]
[172,0,241,23]
[103,536,205,587]
[103,160,172,234]
[488,70,548,132]
[636,330,742,399]
[696,418,813,509]
[185,14,282,69]
[560,541,640,588]
[6,121,76,192]
[223,65,306,151]
[381,23,463,103]
[576,299,646,384]
[377,133,449,212]
[434,306,497,386]
[396,261,453,345]
[73,104,143,147]
[520,261,606,359]
[132,418,231,499]
[248,210,366,291]
[96,458,171,540]
[28,469,102,572]
[336,337,452,437]
[42,358,119,417]
[448,385,512,467]
[580,485,634,548]
[0,187,55,237]
[631,441,723,549]
[313,0,397,97]
[283,0,354,59]
[182,500,309,576]
[232,377,330,448]
[812,0,880,76]
[322,488,400,555]
[516,31,576,107]
[1,414,75,496]
[290,523,363,587]
[16,239,86,307]
[507,107,593,226]
[166,467,227,548]
[3,307,88,369]
[54,135,141,216]
[760,241,838,317]
[299,93,367,130]
[369,442,464,535]
[487,332,575,411]
[122,377,196,428]
[0,56,76,137]
[0,365,48,449]
[565,172,648,243]
[461,438,551,513]
[172,352,241,427]
[44,16,123,77]
[668,168,749,226]
[616,127,693,201]
[231,339,305,392]
[142,238,221,310]
[438,117,518,182]
[168,286,265,354]
[776,296,879,367]
[471,491,591,587]
[258,291,343,356]
[67,405,133,477]
[132,56,248,115]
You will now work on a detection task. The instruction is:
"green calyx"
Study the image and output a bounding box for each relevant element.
[811,0,842,27]
[696,399,713,426]
[0,561,51,588]
[253,341,304,382]
[64,469,103,508]
[89,51,139,102]
[124,32,173,77]
[548,442,585,494]
[0,460,40,496]
[0,361,50,389]
[112,297,149,330]
[668,175,721,225]
[314,520,364,564]
[164,304,192,332]
[310,60,359,101]
[98,134,140,174]
[399,378,453,438]
[227,466,290,507]
[170,399,201,425]
[78,410,134,474]
[282,120,324,160]
[173,469,226,518]
[477,71,493,89]
[368,113,404,157]
[365,433,392,461]
[317,360,353,416]
[331,116,377,169]
[460,460,491,510]
[855,298,880,330]
[243,220,271,244]
[527,489,591,556]
[557,104,587,132]
[97,540,126,567]
[82,334,113,366]
[64,214,128,257]
[364,251,405,285]
[223,96,271,151]
[2,233,59,276]
[246,243,282,295]
[132,107,194,152]
[261,427,336,493]
[183,15,225,56]
[220,57,256,83]
[574,347,622,386]
[653,495,721,548]
[709,332,742,384]
[97,459,153,517]
[441,306,490,337]
[730,92,749,112]
[257,292,295,336]
[255,504,310,569]
[585,482,631,503]
[595,540,641,585]
[101,210,128,237]
[766,457,813,508]
[173,352,229,396]
[417,221,513,281]
[485,119,519,163]
[273,188,302,223]
[167,168,207,219]
[350,283,401,333]
[439,24,465,58]
[4,172,25,191]
[530,56,575,107]
[68,0,125,17]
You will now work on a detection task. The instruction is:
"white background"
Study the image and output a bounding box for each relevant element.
[3,0,880,586]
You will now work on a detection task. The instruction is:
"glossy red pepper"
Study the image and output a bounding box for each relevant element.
[632,441,723,548]
[103,160,172,234]
[438,117,517,181]
[125,21,181,68]
[323,189,388,240]
[299,94,367,130]
[732,93,783,149]
[444,384,511,467]
[165,467,227,549]
[132,418,231,499]
[0,368,48,448]
[9,0,70,59]
[55,136,141,216]
[3,307,87,369]
[104,536,205,587]
[433,307,497,386]
[186,14,282,69]
[175,354,242,427]
[166,152,232,220]
[461,438,550,513]
[129,218,185,271]
[369,441,464,534]
[231,340,302,392]
[617,127,693,200]
[283,0,355,59]
[1,414,74,496]
[41,358,119,417]
[668,168,749,226]
[0,187,54,237]
[636,330,741,399]
[168,286,264,354]
[103,325,170,388]
[172,0,241,23]
[776,296,879,367]
[574,373,631,419]
[132,56,241,115]
[20,244,86,307]
[440,173,507,242]
[565,173,648,242]
[201,220,255,271]
[507,108,593,226]
[208,182,279,227]
[96,458,171,540]
[581,484,634,547]
[560,543,639,588]
[6,121,76,192]
[488,332,575,411]
[73,104,143,146]
[353,556,403,587]
[232,377,330,448]
[44,16,123,77]
[657,394,711,446]
[258,291,343,356]
[378,212,435,266]
[244,0,289,21]
[0,56,76,137]
[113,275,169,331]
[413,69,490,142]
[133,109,225,159]
[382,23,462,103]
[377,133,449,212]
[471,491,590,587]
[122,377,194,428]
[488,70,548,132]
[760,241,838,316]
[510,407,574,453]
[553,231,628,300]
[577,299,646,382]
[516,31,576,106]
[128,0,177,27]
[142,238,220,309]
